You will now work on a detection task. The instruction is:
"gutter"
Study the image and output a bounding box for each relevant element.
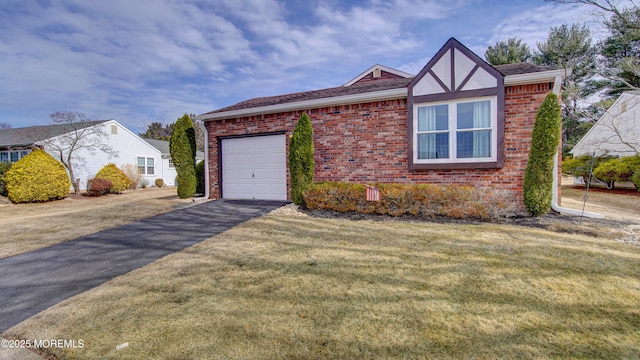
[550,75,604,218]
[196,88,407,121]
[202,124,210,199]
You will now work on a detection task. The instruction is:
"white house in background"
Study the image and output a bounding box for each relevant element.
[0,120,173,190]
[571,91,640,157]
[143,138,205,186]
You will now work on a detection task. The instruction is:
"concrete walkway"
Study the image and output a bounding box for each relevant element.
[0,199,285,337]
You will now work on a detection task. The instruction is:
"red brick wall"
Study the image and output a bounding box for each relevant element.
[206,83,553,214]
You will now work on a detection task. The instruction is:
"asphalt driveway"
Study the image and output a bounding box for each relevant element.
[0,199,285,333]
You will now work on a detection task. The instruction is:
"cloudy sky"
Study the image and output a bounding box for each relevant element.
[0,0,611,133]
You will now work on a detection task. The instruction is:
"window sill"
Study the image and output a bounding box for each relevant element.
[410,160,503,170]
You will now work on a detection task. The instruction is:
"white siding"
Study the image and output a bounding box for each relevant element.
[572,92,640,157]
[43,120,162,190]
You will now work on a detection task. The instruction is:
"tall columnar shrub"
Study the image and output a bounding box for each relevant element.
[289,113,315,206]
[95,163,131,193]
[523,92,561,216]
[170,113,196,198]
[195,160,205,194]
[5,149,71,203]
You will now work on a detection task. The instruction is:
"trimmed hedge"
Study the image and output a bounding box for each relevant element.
[0,162,11,197]
[5,149,71,203]
[304,182,505,219]
[95,163,131,193]
[523,92,561,216]
[155,178,164,187]
[87,177,113,197]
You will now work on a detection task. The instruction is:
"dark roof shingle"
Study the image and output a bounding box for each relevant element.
[0,120,108,147]
[203,62,557,116]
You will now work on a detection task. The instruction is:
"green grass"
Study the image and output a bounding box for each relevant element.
[6,215,640,359]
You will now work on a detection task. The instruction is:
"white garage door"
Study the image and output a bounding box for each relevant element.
[221,134,287,200]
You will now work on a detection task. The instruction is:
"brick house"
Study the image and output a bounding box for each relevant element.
[197,38,566,214]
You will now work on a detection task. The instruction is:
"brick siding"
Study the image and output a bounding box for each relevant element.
[206,83,555,214]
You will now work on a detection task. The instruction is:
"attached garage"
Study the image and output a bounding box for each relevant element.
[221,134,287,200]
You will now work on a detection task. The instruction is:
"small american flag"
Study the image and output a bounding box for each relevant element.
[366,185,380,201]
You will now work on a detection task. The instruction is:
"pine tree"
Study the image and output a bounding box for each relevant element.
[289,113,314,206]
[170,113,196,198]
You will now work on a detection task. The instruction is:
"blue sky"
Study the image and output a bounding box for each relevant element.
[0,0,609,134]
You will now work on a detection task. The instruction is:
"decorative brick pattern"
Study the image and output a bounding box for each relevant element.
[205,83,555,214]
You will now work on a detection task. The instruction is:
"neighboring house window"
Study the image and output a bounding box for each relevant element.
[415,97,496,163]
[137,156,155,175]
[168,159,174,168]
[0,150,31,163]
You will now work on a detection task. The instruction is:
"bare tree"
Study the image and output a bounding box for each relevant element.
[0,122,11,129]
[579,95,640,156]
[45,111,118,194]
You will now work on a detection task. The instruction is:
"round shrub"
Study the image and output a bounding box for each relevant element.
[155,178,164,187]
[87,177,113,197]
[5,149,71,203]
[95,163,131,193]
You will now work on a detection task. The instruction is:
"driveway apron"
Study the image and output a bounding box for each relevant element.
[0,199,285,333]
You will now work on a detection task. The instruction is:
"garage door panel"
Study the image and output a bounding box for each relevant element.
[222,135,286,200]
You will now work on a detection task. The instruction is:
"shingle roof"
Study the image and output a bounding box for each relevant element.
[0,120,108,147]
[143,137,205,160]
[202,63,557,115]
[495,62,558,75]
[143,138,170,154]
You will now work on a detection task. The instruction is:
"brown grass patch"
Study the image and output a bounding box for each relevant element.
[6,214,640,359]
[0,187,195,259]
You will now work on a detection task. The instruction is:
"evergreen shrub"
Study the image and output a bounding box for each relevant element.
[523,93,561,216]
[96,163,131,193]
[195,160,205,194]
[170,114,196,198]
[155,178,164,187]
[593,155,640,189]
[289,113,314,206]
[5,149,70,203]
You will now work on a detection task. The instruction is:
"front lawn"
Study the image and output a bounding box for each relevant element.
[6,214,640,359]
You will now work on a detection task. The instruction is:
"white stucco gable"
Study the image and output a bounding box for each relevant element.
[571,92,640,157]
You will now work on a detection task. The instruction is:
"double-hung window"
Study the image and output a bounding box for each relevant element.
[415,96,497,164]
[137,156,155,175]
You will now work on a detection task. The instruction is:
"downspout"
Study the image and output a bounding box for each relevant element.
[203,123,210,199]
[550,76,604,218]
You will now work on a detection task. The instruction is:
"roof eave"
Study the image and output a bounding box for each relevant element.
[198,69,567,121]
[503,69,566,86]
[197,87,408,121]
